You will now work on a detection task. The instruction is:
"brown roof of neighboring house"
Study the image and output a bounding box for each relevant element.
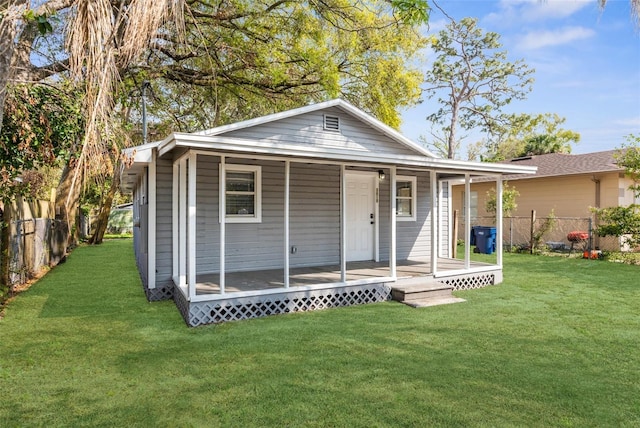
[499,150,623,181]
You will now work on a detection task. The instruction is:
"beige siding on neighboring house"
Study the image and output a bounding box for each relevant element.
[452,173,623,221]
[598,173,622,209]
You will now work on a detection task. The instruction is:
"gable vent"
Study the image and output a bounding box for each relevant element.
[323,114,340,131]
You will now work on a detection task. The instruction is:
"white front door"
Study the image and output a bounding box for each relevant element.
[346,173,376,262]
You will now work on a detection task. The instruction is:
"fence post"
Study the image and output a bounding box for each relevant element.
[509,217,513,252]
[452,209,459,258]
[530,210,536,254]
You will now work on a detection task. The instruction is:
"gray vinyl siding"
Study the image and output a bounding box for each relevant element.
[223,158,285,271]
[195,155,219,272]
[151,153,446,276]
[155,158,174,289]
[379,170,432,261]
[195,158,340,272]
[194,156,286,273]
[132,184,147,286]
[153,155,342,276]
[289,164,341,267]
[219,106,419,157]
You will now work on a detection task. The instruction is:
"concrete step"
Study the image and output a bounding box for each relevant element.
[403,296,466,308]
[391,277,454,302]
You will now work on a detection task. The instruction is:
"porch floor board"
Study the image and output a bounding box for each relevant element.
[194,258,491,295]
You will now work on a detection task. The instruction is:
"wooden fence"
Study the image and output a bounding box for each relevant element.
[1,197,68,287]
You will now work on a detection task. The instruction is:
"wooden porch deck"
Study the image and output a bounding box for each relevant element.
[194,258,492,295]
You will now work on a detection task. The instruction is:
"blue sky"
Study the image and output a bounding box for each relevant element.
[400,0,640,157]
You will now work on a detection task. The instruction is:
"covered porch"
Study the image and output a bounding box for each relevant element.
[168,148,508,304]
[194,257,496,295]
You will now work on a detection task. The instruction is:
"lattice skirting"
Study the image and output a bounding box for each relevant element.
[175,283,392,327]
[145,284,174,302]
[439,269,503,291]
[142,280,174,302]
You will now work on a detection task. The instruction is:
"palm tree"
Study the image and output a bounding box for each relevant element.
[61,0,185,244]
[599,0,640,24]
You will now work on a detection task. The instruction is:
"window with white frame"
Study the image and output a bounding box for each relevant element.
[396,176,417,221]
[462,190,478,220]
[223,164,262,223]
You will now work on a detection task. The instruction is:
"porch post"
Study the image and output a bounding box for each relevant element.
[187,152,197,301]
[438,179,444,258]
[284,160,290,288]
[430,170,438,276]
[464,173,471,270]
[178,158,187,287]
[390,166,397,278]
[340,164,347,282]
[148,150,156,289]
[496,176,503,267]
[172,161,179,286]
[219,156,226,294]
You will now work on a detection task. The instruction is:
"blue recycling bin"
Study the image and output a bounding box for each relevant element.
[474,226,497,254]
[470,226,479,246]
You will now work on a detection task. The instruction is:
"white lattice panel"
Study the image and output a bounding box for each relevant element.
[184,284,392,327]
[440,273,495,290]
[145,285,174,302]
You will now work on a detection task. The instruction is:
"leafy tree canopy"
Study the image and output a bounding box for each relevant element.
[593,135,640,250]
[477,113,580,162]
[485,182,519,218]
[594,204,640,249]
[127,0,428,133]
[0,83,83,200]
[422,17,534,159]
[616,134,640,197]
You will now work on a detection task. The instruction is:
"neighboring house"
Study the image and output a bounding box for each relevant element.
[451,150,637,250]
[106,203,134,234]
[121,99,534,326]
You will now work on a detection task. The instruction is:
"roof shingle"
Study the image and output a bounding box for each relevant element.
[500,150,622,180]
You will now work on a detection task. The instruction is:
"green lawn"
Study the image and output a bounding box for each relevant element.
[1,240,639,427]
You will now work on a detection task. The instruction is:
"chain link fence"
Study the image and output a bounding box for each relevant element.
[461,216,622,253]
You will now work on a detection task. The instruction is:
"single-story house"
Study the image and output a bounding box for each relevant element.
[121,99,535,326]
[451,150,638,251]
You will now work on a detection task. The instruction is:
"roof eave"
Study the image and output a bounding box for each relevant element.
[169,133,536,175]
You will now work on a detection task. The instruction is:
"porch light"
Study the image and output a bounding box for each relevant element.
[378,169,385,180]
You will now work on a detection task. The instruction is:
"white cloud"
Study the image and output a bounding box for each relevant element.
[487,0,592,25]
[614,117,640,127]
[518,0,592,21]
[518,26,596,50]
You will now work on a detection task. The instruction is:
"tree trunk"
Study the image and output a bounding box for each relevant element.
[55,159,83,249]
[447,102,459,159]
[0,1,27,131]
[88,162,121,245]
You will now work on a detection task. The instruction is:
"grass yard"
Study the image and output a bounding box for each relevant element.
[1,240,639,427]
